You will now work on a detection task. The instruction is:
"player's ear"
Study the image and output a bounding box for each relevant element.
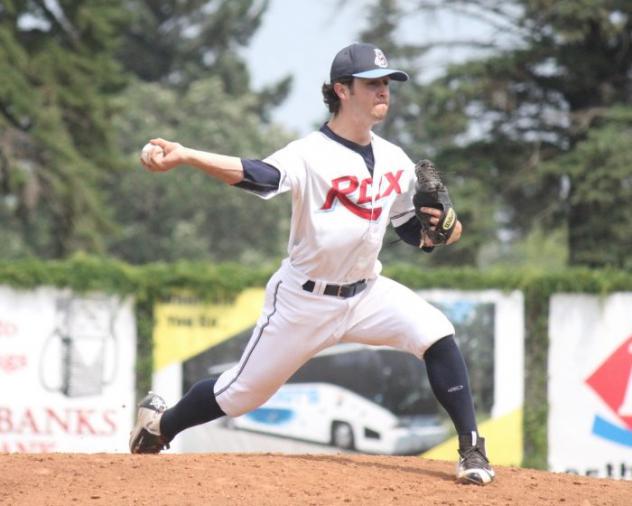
[333,81,350,100]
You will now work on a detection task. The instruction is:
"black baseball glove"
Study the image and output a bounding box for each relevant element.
[412,159,457,245]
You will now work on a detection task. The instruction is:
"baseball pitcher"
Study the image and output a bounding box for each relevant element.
[131,42,494,486]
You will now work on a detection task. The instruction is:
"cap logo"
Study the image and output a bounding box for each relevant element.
[374,48,388,68]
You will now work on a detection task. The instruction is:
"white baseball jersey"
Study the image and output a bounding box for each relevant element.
[260,130,417,283]
[214,129,454,417]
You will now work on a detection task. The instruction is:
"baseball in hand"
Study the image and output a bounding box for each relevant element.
[141,142,164,165]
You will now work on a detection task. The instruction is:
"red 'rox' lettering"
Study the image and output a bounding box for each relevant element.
[320,170,403,221]
[382,170,403,197]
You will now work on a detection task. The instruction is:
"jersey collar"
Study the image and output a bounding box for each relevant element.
[319,123,375,175]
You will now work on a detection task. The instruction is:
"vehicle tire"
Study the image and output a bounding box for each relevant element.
[331,421,354,450]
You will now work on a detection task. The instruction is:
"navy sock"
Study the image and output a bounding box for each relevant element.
[159,379,226,442]
[424,335,478,437]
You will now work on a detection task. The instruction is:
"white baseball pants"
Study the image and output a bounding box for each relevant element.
[214,259,454,417]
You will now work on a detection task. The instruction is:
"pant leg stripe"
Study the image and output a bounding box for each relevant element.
[215,280,283,398]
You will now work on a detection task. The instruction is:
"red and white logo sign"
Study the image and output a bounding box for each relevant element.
[585,334,632,448]
[586,335,632,429]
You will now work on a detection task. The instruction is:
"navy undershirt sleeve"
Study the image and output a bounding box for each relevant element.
[394,216,434,252]
[394,216,421,246]
[234,159,281,195]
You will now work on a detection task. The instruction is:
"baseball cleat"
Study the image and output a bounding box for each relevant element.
[456,432,495,485]
[129,392,169,454]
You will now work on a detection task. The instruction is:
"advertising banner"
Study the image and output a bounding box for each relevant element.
[152,289,265,406]
[0,286,136,453]
[548,293,632,479]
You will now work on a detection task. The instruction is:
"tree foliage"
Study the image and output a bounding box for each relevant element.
[1,0,293,263]
[540,106,632,267]
[407,0,632,267]
[107,77,291,265]
[0,0,128,258]
[106,0,294,264]
[118,0,291,120]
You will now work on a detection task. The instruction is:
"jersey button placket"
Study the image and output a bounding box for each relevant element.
[367,172,384,265]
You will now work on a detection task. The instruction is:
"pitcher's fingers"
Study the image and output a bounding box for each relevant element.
[420,207,442,217]
[150,138,169,149]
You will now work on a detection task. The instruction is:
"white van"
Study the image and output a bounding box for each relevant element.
[228,381,447,455]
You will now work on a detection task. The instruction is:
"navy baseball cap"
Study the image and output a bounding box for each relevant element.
[330,42,409,83]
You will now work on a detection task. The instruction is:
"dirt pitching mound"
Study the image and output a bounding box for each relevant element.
[1,453,630,505]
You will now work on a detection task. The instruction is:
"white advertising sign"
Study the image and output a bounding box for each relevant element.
[0,286,136,452]
[548,293,632,479]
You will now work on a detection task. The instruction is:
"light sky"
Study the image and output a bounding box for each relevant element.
[244,0,497,135]
[243,0,367,135]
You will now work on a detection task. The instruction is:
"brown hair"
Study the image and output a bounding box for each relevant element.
[321,77,354,115]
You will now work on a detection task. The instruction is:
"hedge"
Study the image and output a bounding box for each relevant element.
[2,255,631,469]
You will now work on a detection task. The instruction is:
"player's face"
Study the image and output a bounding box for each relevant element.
[349,77,390,123]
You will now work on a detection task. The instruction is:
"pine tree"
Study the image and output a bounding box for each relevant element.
[105,0,294,264]
[0,0,128,257]
[118,0,291,118]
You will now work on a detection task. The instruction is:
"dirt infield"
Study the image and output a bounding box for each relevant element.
[1,453,630,505]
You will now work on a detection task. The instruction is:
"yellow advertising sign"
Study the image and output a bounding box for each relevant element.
[422,408,523,466]
[153,288,265,370]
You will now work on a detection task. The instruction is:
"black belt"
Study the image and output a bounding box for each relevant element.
[302,279,367,298]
